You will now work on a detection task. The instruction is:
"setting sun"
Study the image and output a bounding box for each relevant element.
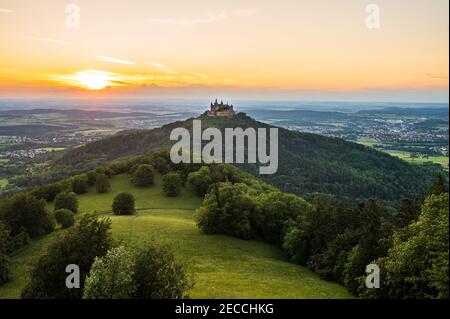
[73,70,114,90]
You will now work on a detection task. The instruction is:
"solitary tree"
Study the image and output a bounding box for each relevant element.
[131,164,155,187]
[54,209,75,229]
[132,243,194,299]
[71,176,89,194]
[162,172,182,197]
[54,192,79,213]
[83,246,136,299]
[112,192,135,215]
[95,174,111,193]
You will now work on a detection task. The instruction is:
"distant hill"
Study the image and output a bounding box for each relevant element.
[57,112,441,201]
[357,107,449,117]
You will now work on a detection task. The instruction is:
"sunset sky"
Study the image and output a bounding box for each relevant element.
[0,0,448,101]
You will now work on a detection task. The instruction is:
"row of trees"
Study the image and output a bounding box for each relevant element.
[195,172,449,299]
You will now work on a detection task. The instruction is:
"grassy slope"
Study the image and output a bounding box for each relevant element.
[0,174,352,299]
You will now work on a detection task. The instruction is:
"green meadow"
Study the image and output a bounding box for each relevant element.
[0,174,352,299]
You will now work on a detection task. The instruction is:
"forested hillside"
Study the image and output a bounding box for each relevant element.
[56,112,442,201]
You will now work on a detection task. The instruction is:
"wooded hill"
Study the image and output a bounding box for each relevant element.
[56,112,442,201]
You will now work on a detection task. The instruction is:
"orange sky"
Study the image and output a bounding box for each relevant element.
[0,0,448,101]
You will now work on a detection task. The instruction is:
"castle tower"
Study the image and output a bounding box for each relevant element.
[206,99,236,117]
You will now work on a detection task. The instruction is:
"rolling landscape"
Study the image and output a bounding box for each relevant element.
[0,0,448,306]
[0,173,351,299]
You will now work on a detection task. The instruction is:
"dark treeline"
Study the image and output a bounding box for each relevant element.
[194,163,449,299]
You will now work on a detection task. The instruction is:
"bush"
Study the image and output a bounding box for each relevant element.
[0,193,54,238]
[254,192,312,245]
[54,192,79,213]
[83,246,136,299]
[21,215,112,299]
[196,183,257,239]
[30,183,62,202]
[132,242,193,299]
[71,175,89,194]
[187,166,213,196]
[131,164,155,187]
[95,174,110,193]
[86,171,98,186]
[364,193,449,299]
[112,193,135,215]
[162,172,182,197]
[54,209,75,229]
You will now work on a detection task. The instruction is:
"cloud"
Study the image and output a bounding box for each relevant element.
[96,56,135,65]
[147,62,178,75]
[147,62,168,69]
[192,73,208,79]
[0,8,14,13]
[151,11,232,26]
[23,36,74,45]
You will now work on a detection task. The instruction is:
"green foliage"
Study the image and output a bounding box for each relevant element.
[57,113,441,201]
[196,183,257,239]
[427,173,448,196]
[54,192,79,213]
[112,192,135,215]
[86,171,98,186]
[132,242,193,299]
[54,209,75,229]
[0,221,10,284]
[83,246,136,299]
[71,175,89,194]
[254,192,313,245]
[367,193,449,299]
[30,183,62,202]
[162,172,182,197]
[21,215,112,299]
[395,197,422,228]
[131,164,155,187]
[188,166,213,196]
[0,193,54,238]
[94,174,110,193]
[283,197,359,267]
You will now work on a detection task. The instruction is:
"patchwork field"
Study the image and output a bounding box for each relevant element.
[0,174,352,299]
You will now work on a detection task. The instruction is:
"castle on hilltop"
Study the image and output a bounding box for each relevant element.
[206,99,236,117]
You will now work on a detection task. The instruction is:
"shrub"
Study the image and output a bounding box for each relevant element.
[21,215,112,299]
[131,164,155,187]
[86,171,98,186]
[54,192,79,213]
[254,192,312,245]
[95,174,110,193]
[188,166,213,196]
[132,242,193,299]
[196,183,257,239]
[71,175,89,194]
[54,209,75,229]
[30,183,62,202]
[112,193,135,215]
[83,246,135,299]
[0,193,54,238]
[162,172,182,197]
